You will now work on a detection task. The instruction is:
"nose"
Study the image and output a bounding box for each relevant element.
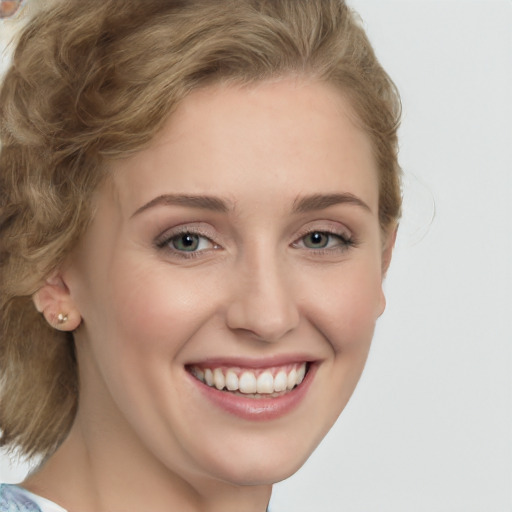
[225,250,300,343]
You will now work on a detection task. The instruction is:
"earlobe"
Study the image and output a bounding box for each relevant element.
[33,274,82,331]
[378,291,386,318]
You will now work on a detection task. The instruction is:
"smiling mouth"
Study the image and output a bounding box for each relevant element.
[187,362,308,398]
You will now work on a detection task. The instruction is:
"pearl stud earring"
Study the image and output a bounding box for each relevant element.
[57,313,68,324]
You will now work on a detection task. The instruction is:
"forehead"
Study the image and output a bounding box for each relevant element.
[108,78,379,216]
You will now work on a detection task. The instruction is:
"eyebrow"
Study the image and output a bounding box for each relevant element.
[131,191,371,218]
[292,193,371,214]
[131,194,231,217]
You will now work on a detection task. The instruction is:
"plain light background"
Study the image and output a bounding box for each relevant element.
[1,1,511,511]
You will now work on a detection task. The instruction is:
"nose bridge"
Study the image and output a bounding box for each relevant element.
[226,241,300,342]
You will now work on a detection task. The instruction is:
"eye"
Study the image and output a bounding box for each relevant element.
[294,230,354,252]
[169,233,211,252]
[155,229,219,257]
[302,231,333,249]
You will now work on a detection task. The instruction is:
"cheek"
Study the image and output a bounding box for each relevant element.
[105,257,217,357]
[306,260,384,353]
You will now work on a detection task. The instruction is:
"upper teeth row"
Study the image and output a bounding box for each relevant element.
[190,363,307,394]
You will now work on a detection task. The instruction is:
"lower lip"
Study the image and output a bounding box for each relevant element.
[189,364,316,421]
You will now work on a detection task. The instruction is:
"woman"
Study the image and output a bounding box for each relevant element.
[0,0,401,510]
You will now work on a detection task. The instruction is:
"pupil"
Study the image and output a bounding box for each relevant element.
[174,234,199,251]
[307,232,327,248]
[182,235,195,247]
[311,233,323,244]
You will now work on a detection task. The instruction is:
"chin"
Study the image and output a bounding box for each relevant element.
[191,426,326,487]
[212,454,311,487]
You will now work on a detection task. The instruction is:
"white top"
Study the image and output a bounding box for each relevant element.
[0,484,67,512]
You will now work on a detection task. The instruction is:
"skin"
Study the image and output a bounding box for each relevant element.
[29,78,394,512]
[0,1,22,18]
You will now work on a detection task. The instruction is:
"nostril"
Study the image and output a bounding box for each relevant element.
[227,309,300,344]
[226,265,300,341]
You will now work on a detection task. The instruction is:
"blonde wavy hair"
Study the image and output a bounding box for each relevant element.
[0,0,401,459]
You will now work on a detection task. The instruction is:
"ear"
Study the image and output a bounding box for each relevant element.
[33,274,82,331]
[377,225,398,317]
[381,225,398,277]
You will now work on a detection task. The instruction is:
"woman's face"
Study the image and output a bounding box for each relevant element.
[65,79,390,487]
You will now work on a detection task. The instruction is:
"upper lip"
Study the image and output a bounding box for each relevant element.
[185,353,319,370]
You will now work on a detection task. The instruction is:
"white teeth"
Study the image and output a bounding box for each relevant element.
[296,364,306,385]
[287,368,297,390]
[225,370,239,391]
[190,362,308,395]
[204,368,213,387]
[274,370,288,392]
[239,371,257,394]
[213,368,225,390]
[191,367,204,381]
[256,371,274,394]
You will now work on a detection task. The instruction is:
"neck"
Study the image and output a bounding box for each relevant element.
[24,417,272,512]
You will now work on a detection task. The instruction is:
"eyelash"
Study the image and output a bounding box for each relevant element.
[155,227,219,259]
[292,229,356,254]
[155,227,356,259]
